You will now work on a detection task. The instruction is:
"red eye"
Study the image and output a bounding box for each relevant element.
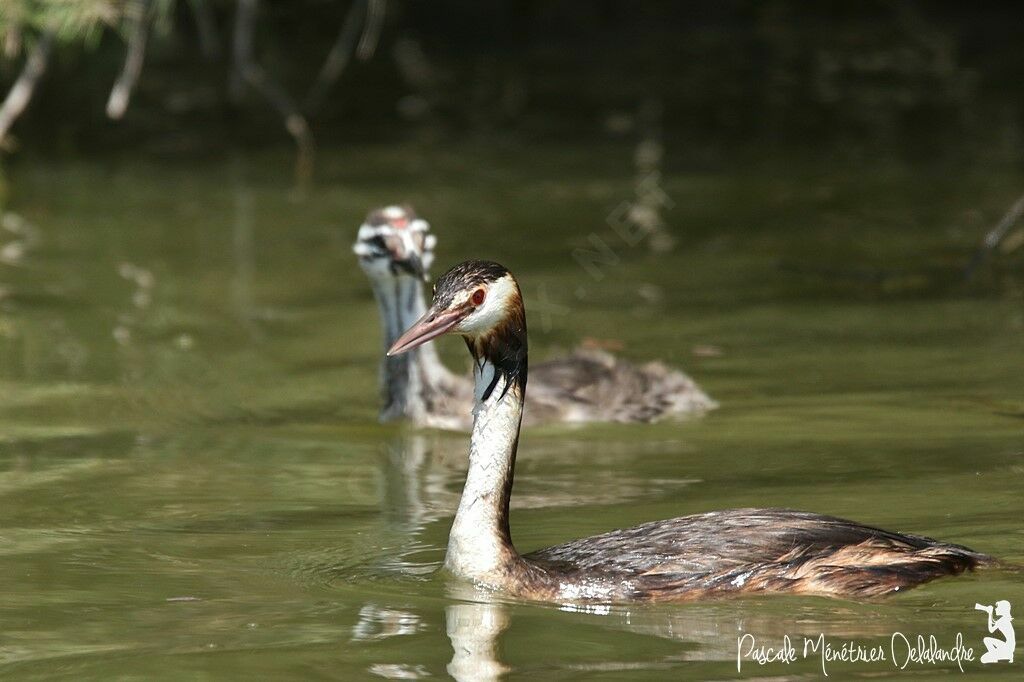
[471,289,486,306]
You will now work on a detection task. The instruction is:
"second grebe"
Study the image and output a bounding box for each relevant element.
[387,260,990,601]
[355,205,717,429]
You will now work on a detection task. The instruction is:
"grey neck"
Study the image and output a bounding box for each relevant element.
[444,360,523,582]
[371,275,451,421]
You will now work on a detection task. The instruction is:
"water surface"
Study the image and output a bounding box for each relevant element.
[1,144,1022,679]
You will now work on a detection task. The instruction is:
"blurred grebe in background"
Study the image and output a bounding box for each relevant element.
[386,259,990,602]
[354,205,716,429]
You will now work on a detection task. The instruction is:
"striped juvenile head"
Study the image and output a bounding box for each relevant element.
[352,204,435,280]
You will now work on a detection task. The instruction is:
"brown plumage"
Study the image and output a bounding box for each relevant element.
[387,260,992,603]
[521,508,989,601]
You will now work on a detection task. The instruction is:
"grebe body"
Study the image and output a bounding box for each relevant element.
[387,260,989,602]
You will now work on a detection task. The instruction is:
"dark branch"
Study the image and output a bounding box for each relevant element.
[303,0,368,114]
[964,192,1024,279]
[189,0,222,61]
[228,0,255,103]
[357,0,386,61]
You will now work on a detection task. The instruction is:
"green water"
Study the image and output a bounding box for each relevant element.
[1,143,1022,680]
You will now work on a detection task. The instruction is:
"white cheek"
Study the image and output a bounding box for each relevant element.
[456,276,517,334]
[460,299,504,333]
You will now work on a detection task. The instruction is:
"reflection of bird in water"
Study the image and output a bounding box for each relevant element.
[353,205,716,430]
[351,603,422,642]
[446,599,509,682]
[379,434,698,535]
[442,584,926,678]
[388,259,991,601]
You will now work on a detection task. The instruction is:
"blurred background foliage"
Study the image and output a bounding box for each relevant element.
[0,0,1022,170]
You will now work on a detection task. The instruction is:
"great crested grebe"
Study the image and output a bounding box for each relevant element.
[354,206,716,429]
[387,260,990,601]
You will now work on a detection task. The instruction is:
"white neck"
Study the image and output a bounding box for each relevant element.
[371,275,452,420]
[444,360,523,581]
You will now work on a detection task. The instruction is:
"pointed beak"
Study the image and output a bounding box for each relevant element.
[387,305,468,356]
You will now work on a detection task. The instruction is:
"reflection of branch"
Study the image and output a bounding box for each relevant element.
[965,192,1024,279]
[230,155,262,341]
[231,0,315,182]
[107,0,152,120]
[189,0,222,61]
[303,0,368,114]
[0,30,54,146]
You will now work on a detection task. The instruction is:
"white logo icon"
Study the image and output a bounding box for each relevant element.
[975,600,1015,664]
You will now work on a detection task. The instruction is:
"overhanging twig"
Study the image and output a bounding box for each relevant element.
[0,30,55,147]
[357,0,386,60]
[188,0,222,61]
[231,0,315,182]
[107,0,152,120]
[303,0,368,114]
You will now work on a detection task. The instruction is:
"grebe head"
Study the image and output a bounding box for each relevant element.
[353,204,435,281]
[387,260,525,364]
